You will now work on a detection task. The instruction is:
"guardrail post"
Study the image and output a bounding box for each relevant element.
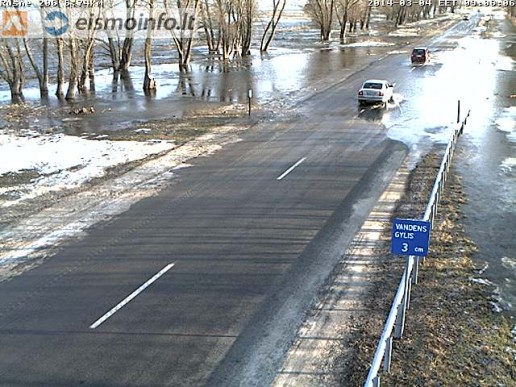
[457,100,461,123]
[406,273,412,310]
[394,266,410,338]
[384,336,393,373]
[413,257,419,284]
[394,295,405,338]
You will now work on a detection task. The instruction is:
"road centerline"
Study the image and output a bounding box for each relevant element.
[277,157,307,181]
[89,262,175,329]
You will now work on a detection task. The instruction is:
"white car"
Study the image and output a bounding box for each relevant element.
[357,79,395,107]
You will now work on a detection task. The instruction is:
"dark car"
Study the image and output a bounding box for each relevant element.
[411,47,430,65]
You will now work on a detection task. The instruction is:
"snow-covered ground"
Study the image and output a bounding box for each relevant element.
[0,131,174,205]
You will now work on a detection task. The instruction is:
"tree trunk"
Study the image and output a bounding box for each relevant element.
[202,0,219,53]
[143,36,156,93]
[10,77,24,104]
[171,2,198,71]
[339,8,348,41]
[41,38,49,97]
[12,41,24,103]
[143,1,156,94]
[66,38,79,100]
[23,38,48,98]
[88,49,95,93]
[55,38,65,99]
[0,41,24,103]
[119,0,135,71]
[79,37,95,94]
[120,38,133,72]
[260,0,286,52]
[320,0,334,41]
[108,37,120,76]
[221,12,234,61]
[240,0,253,56]
[365,4,372,29]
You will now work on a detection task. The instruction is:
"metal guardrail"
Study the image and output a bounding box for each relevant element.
[364,107,471,387]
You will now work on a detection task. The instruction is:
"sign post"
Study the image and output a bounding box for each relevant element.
[391,218,431,338]
[248,89,253,116]
[391,218,431,257]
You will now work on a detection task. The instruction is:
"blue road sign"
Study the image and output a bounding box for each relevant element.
[391,218,431,256]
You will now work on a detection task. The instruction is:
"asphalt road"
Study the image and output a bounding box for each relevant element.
[0,15,481,387]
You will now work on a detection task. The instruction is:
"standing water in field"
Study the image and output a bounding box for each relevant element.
[454,15,516,320]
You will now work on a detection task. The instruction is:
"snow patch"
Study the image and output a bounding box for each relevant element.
[501,256,516,272]
[495,106,516,143]
[0,133,174,205]
[340,41,395,48]
[500,158,516,176]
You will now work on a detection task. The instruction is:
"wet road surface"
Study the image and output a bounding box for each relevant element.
[0,83,406,385]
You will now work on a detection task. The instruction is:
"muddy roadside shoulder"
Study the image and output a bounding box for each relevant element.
[347,152,515,386]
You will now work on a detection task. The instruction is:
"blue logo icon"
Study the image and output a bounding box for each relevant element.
[45,11,68,36]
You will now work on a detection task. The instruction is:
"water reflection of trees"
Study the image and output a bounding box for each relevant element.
[112,71,136,95]
[174,58,254,103]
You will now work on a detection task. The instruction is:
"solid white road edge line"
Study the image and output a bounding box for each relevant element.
[89,262,176,329]
[277,157,307,181]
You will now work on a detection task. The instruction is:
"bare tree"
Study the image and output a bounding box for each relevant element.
[0,39,25,103]
[167,0,200,71]
[376,0,440,28]
[364,2,372,29]
[102,0,136,81]
[23,38,49,97]
[260,0,286,52]
[239,0,255,56]
[66,37,80,100]
[78,37,96,94]
[335,0,360,41]
[216,0,239,60]
[22,8,50,98]
[143,0,157,93]
[55,37,65,99]
[346,0,367,32]
[213,0,256,60]
[304,0,334,41]
[119,0,137,74]
[394,5,407,27]
[200,0,221,53]
[76,6,101,94]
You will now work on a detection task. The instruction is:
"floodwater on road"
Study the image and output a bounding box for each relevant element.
[453,15,516,319]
